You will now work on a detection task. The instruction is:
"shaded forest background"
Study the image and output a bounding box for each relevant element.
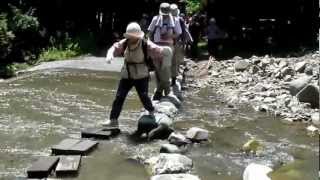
[0,0,318,77]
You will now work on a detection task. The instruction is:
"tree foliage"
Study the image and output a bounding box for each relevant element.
[186,0,202,15]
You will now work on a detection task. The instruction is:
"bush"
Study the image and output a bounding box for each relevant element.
[0,64,16,78]
[186,0,202,15]
[39,34,82,62]
[0,13,14,62]
[8,5,41,64]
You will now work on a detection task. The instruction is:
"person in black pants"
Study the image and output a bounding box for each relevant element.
[102,22,169,128]
[109,78,154,123]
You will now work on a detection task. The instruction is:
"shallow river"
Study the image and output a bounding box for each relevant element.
[0,69,318,180]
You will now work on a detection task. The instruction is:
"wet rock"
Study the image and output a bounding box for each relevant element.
[306,125,319,136]
[138,113,173,137]
[283,75,293,82]
[243,163,273,180]
[256,104,270,112]
[151,174,201,180]
[186,127,209,141]
[145,153,193,175]
[251,65,260,74]
[279,61,288,69]
[261,58,272,67]
[263,97,276,103]
[296,84,319,108]
[266,91,277,97]
[161,93,182,108]
[286,76,312,96]
[294,61,307,73]
[235,61,250,72]
[304,65,313,75]
[242,139,263,154]
[154,102,178,117]
[168,132,191,146]
[160,144,181,154]
[253,59,261,65]
[311,113,320,125]
[233,56,243,61]
[237,76,249,83]
[280,67,295,77]
[251,83,268,92]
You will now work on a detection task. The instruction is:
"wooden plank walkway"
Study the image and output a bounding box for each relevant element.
[27,156,60,178]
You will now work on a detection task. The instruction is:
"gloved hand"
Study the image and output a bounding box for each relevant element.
[106,52,114,64]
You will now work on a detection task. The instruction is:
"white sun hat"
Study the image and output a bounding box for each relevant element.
[159,2,171,15]
[170,4,180,17]
[123,22,145,39]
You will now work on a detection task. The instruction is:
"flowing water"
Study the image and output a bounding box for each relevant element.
[0,69,318,180]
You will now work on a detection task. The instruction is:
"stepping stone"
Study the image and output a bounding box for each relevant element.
[27,156,60,178]
[55,156,81,177]
[81,127,120,139]
[52,139,98,155]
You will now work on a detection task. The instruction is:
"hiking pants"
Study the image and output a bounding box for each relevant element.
[172,42,184,78]
[153,44,173,95]
[110,77,154,120]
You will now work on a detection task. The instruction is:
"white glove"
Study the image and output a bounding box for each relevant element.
[106,52,114,64]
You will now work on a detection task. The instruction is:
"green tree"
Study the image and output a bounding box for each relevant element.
[186,0,202,15]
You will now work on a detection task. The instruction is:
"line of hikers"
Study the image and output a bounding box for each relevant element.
[102,2,193,138]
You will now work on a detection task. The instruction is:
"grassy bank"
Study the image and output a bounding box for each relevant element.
[0,33,97,78]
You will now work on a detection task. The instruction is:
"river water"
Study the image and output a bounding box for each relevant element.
[0,69,318,180]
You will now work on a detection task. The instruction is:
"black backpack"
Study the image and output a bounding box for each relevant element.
[123,38,155,72]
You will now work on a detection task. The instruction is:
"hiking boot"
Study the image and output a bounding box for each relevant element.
[101,119,119,128]
[153,91,163,101]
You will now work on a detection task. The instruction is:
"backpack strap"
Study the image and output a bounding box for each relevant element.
[142,38,148,63]
[123,39,132,79]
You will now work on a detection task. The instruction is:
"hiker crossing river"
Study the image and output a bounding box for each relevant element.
[0,1,318,180]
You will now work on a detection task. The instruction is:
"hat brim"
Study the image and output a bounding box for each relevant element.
[123,32,145,39]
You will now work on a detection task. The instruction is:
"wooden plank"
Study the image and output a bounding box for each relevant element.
[55,156,81,177]
[27,156,60,178]
[51,139,81,155]
[69,140,98,155]
[81,127,120,139]
[52,139,98,155]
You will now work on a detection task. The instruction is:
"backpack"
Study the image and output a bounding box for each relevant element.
[123,38,155,72]
[150,15,175,42]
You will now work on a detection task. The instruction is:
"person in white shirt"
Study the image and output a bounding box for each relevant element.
[147,2,181,100]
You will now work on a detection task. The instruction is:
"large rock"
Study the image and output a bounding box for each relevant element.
[243,163,273,180]
[296,84,319,108]
[137,113,173,136]
[151,174,201,180]
[154,102,178,117]
[160,144,181,154]
[304,65,313,75]
[287,76,312,96]
[145,154,193,175]
[235,61,250,72]
[294,61,307,73]
[168,132,191,146]
[186,127,209,141]
[161,93,182,108]
[311,113,320,125]
[306,125,319,136]
[280,67,295,77]
[278,61,288,69]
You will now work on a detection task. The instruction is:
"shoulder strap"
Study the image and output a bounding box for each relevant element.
[142,38,148,62]
[122,39,128,56]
